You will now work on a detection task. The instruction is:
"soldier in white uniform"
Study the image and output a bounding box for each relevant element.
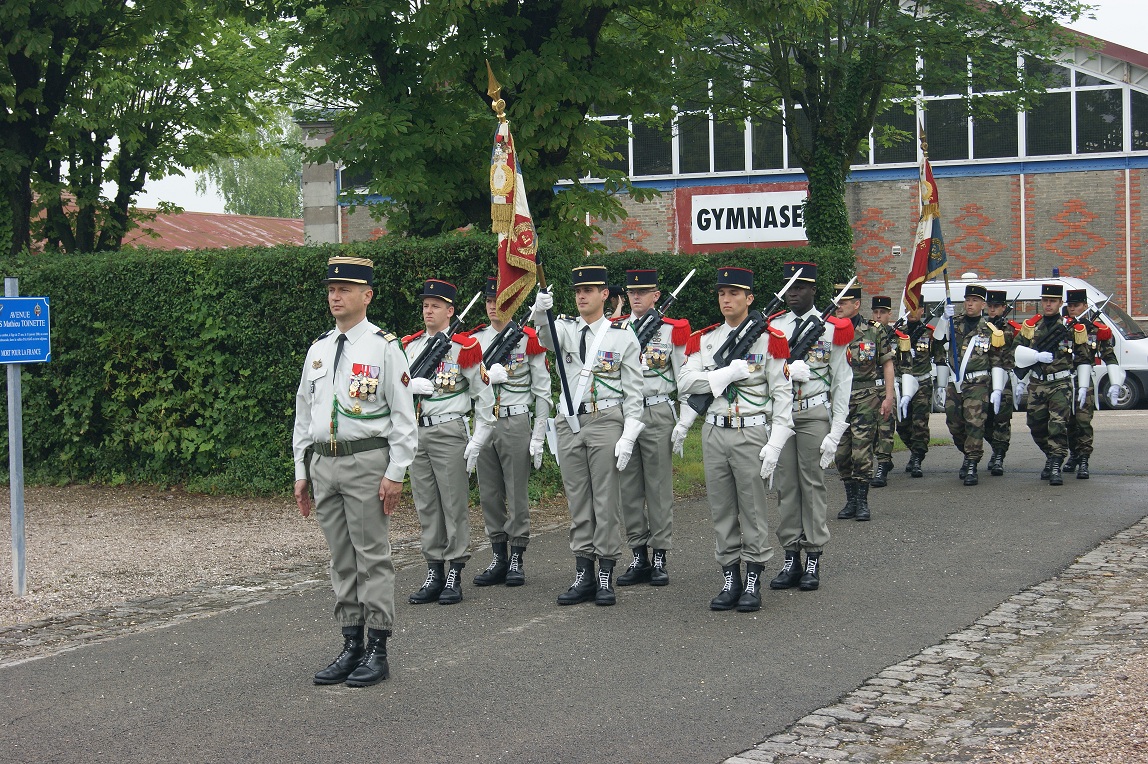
[616,269,691,588]
[677,267,794,613]
[528,265,645,606]
[767,262,853,593]
[468,276,551,587]
[403,279,496,605]
[293,256,417,687]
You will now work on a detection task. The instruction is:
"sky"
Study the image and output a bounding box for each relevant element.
[134,0,1145,216]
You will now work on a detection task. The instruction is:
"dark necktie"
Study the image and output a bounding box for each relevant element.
[579,325,589,363]
[332,334,347,383]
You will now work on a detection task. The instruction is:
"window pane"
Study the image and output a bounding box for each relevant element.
[1024,59,1070,89]
[1075,71,1115,87]
[340,167,372,190]
[874,106,917,164]
[677,113,710,174]
[972,100,1018,159]
[972,46,1018,93]
[714,119,746,172]
[790,107,813,163]
[1133,90,1148,151]
[924,100,968,160]
[924,54,968,96]
[1076,89,1123,153]
[632,121,672,176]
[1026,92,1071,156]
[597,119,628,174]
[751,118,784,170]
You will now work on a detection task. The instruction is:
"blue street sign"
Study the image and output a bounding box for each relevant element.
[0,297,51,364]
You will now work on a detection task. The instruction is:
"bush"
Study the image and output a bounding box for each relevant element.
[0,236,853,493]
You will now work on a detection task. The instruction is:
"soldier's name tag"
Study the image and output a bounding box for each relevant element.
[349,363,381,401]
[596,350,621,373]
[744,353,764,372]
[435,360,462,391]
[643,342,670,370]
[857,341,876,362]
[506,352,526,372]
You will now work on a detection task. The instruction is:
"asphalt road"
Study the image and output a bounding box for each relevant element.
[3,412,1147,764]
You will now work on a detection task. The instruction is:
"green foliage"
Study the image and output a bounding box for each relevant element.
[1,235,850,493]
[196,110,304,218]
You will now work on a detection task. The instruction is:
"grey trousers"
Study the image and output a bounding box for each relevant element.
[410,418,471,564]
[476,412,532,547]
[701,422,772,566]
[775,404,832,554]
[310,446,395,630]
[556,406,624,562]
[618,400,676,550]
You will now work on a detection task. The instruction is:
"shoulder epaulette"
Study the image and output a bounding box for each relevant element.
[827,315,854,346]
[685,323,720,356]
[766,309,788,322]
[522,326,545,355]
[1008,319,1023,333]
[401,329,424,349]
[925,323,936,332]
[894,329,909,340]
[1019,319,1035,341]
[616,313,632,322]
[766,324,790,360]
[989,323,1005,348]
[1073,323,1088,344]
[452,333,482,367]
[556,314,575,322]
[312,329,333,345]
[375,329,398,343]
[610,317,630,329]
[897,334,911,352]
[465,322,488,336]
[1095,321,1113,342]
[662,316,691,347]
[1025,314,1041,327]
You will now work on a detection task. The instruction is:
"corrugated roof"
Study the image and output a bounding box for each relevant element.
[121,209,303,250]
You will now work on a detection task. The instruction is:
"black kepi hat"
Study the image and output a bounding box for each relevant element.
[572,265,608,287]
[837,283,861,300]
[782,261,817,283]
[872,295,892,311]
[483,276,498,298]
[986,290,1007,305]
[963,284,988,300]
[716,267,753,290]
[1066,289,1087,304]
[420,278,457,304]
[1041,283,1064,300]
[626,269,658,289]
[324,256,374,285]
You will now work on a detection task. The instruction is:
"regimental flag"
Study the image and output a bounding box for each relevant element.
[490,116,538,323]
[904,150,948,313]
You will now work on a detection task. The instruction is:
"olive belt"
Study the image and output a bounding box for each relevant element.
[312,436,389,457]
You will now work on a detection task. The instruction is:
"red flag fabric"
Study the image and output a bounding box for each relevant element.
[490,120,537,322]
[904,156,948,313]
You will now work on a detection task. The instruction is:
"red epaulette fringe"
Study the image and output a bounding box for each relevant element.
[453,334,482,367]
[828,316,854,346]
[1095,321,1113,342]
[767,325,790,359]
[524,326,545,355]
[401,329,424,349]
[664,317,691,347]
[686,324,720,356]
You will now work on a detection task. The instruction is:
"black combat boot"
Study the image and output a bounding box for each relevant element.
[313,625,364,685]
[1076,455,1090,479]
[908,452,924,478]
[438,562,465,605]
[595,559,616,606]
[736,563,765,612]
[963,458,979,486]
[837,480,858,520]
[408,562,445,604]
[557,557,597,605]
[959,460,969,480]
[871,461,891,488]
[1049,457,1064,486]
[473,542,509,586]
[986,449,1004,476]
[1040,456,1054,480]
[650,549,669,586]
[616,545,653,586]
[345,628,390,687]
[709,563,743,611]
[1063,452,1078,473]
[769,550,803,589]
[505,546,526,586]
[799,553,822,591]
[854,482,871,521]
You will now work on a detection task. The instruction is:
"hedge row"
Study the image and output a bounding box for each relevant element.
[1,235,853,493]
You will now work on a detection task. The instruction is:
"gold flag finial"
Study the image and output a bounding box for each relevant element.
[918,118,929,158]
[486,61,507,122]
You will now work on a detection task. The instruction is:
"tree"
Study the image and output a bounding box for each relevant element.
[196,113,303,218]
[681,0,1088,249]
[284,0,690,251]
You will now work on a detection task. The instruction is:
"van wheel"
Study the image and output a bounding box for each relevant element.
[1103,377,1141,410]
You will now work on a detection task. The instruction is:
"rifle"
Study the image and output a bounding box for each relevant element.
[1015,316,1070,381]
[410,291,483,379]
[683,267,807,415]
[482,317,526,368]
[787,277,857,363]
[631,268,696,353]
[907,301,945,346]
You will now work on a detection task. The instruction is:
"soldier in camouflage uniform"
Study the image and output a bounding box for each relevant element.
[869,296,899,488]
[983,290,1020,476]
[834,285,895,522]
[936,284,1008,486]
[1012,283,1093,486]
[895,304,944,478]
[1063,289,1124,479]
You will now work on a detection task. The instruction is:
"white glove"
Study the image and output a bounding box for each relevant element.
[707,359,751,396]
[1076,387,1088,409]
[991,390,1003,413]
[614,418,646,471]
[990,367,1007,414]
[759,424,794,480]
[1035,351,1054,364]
[464,422,493,473]
[819,420,849,469]
[671,405,699,457]
[1076,364,1092,398]
[487,363,509,385]
[943,302,955,318]
[1108,384,1124,407]
[528,289,554,324]
[409,377,436,396]
[788,359,811,382]
[900,373,919,403]
[1013,379,1027,402]
[529,416,547,468]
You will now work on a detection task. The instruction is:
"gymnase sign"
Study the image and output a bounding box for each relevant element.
[690,190,808,245]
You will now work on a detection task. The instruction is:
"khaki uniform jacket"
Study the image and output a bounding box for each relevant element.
[536,314,644,422]
[467,324,551,418]
[402,330,496,427]
[769,309,853,426]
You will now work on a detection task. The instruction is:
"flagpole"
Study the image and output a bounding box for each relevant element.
[921,124,960,374]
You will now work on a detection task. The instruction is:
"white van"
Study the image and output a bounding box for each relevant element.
[910,274,1148,410]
